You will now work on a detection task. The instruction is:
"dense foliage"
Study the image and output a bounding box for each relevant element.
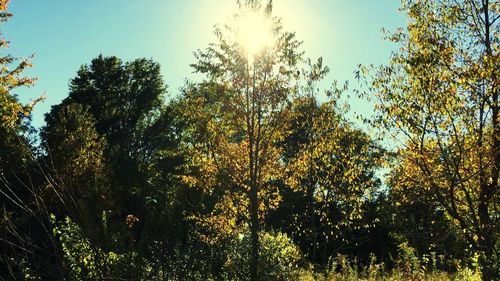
[0,0,497,280]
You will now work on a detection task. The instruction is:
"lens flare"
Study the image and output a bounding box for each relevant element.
[237,10,273,62]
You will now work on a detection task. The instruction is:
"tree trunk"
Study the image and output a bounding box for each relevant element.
[249,183,259,281]
[308,180,317,261]
[479,1,498,279]
[249,137,259,280]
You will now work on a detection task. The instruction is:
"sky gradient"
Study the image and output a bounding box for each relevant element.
[5,0,405,128]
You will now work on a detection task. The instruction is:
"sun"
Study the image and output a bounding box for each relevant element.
[237,10,273,61]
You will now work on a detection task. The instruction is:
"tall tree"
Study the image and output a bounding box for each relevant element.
[42,55,178,255]
[180,2,302,278]
[280,93,383,265]
[363,0,499,279]
[0,1,55,278]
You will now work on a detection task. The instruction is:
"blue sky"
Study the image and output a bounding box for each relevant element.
[5,0,405,128]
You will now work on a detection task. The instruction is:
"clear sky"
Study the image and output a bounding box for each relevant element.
[4,0,405,128]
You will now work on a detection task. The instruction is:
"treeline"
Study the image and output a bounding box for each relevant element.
[0,0,498,280]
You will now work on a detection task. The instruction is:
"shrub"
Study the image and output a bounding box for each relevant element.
[223,230,302,280]
[51,215,141,280]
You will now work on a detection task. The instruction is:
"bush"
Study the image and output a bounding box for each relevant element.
[223,230,303,280]
[51,215,141,280]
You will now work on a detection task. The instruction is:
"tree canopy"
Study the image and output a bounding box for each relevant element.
[362,0,499,279]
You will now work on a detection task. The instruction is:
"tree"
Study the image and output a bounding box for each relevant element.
[278,92,383,265]
[179,2,303,278]
[44,55,167,202]
[0,1,50,278]
[0,0,38,132]
[0,0,39,175]
[41,55,185,278]
[363,0,499,279]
